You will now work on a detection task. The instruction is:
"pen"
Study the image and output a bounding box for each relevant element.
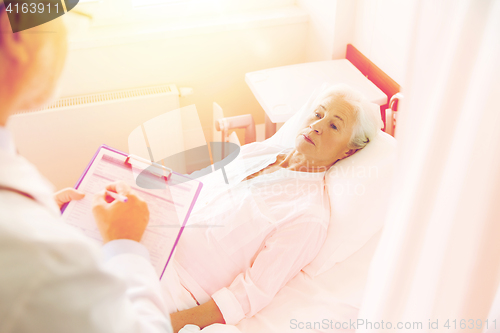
[105,190,128,203]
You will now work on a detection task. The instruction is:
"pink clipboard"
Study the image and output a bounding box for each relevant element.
[62,144,203,280]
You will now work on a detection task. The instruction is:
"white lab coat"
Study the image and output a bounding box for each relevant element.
[0,145,173,332]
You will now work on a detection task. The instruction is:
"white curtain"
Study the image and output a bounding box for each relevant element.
[358,0,500,332]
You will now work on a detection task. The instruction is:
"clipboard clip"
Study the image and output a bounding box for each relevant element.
[125,155,173,181]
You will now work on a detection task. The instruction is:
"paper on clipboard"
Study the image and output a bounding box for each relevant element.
[62,145,203,279]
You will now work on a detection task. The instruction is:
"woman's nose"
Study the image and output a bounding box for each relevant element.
[309,123,322,134]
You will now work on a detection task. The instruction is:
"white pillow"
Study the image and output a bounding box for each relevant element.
[307,130,396,276]
[265,84,397,276]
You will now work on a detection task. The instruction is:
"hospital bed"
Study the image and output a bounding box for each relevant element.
[186,47,401,333]
[124,85,398,333]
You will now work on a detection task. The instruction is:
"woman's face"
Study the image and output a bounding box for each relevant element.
[295,95,357,167]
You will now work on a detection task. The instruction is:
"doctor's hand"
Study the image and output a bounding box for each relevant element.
[54,188,85,209]
[92,181,150,244]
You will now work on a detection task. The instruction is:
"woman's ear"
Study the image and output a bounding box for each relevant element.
[340,148,358,160]
[0,13,29,64]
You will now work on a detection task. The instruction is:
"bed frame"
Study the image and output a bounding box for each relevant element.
[345,44,401,132]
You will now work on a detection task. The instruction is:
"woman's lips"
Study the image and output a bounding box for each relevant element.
[302,134,315,145]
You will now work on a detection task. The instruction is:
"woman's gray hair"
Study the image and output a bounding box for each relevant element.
[313,84,382,150]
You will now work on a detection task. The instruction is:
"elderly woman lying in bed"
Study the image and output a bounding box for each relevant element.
[156,85,379,332]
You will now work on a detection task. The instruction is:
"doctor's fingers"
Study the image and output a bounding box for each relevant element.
[54,188,85,208]
[105,181,131,195]
[92,190,122,210]
[92,189,144,209]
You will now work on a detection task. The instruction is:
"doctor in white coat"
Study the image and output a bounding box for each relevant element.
[0,2,174,332]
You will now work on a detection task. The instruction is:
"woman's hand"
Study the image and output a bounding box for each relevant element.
[170,299,225,333]
[92,181,150,244]
[54,188,85,209]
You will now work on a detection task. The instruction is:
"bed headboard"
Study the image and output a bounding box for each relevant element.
[345,44,401,129]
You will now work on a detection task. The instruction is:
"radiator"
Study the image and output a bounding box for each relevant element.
[7,84,181,190]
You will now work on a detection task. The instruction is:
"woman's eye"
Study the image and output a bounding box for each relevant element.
[331,124,337,130]
[315,113,321,118]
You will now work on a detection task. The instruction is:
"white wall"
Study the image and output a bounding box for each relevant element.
[353,0,417,86]
[57,22,308,143]
[296,0,337,61]
[298,0,416,87]
[331,0,357,59]
[296,0,356,61]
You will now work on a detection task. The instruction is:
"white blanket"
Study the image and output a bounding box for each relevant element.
[180,231,382,333]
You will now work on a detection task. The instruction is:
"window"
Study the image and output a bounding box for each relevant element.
[74,0,294,26]
[131,0,187,7]
[69,0,295,29]
[66,0,300,48]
